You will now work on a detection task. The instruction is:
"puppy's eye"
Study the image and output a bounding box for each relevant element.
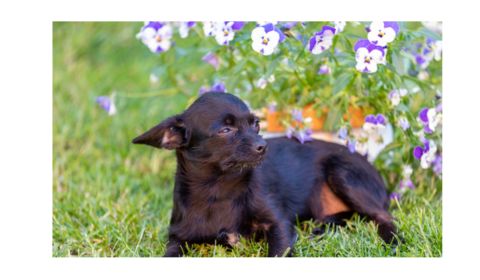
[218,127,232,134]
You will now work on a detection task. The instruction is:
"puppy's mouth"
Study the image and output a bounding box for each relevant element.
[220,156,265,172]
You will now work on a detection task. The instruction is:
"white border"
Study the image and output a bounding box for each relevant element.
[1,0,480,279]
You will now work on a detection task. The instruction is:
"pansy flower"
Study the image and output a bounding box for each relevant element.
[397,116,410,131]
[214,21,244,45]
[202,52,220,70]
[415,38,443,69]
[203,21,217,36]
[199,81,226,95]
[178,21,196,38]
[215,22,235,45]
[338,127,348,140]
[309,26,336,54]
[294,128,313,144]
[388,88,408,106]
[418,106,442,134]
[389,192,401,201]
[354,39,386,73]
[399,179,415,190]
[402,164,413,178]
[96,93,116,116]
[363,114,387,133]
[318,64,331,75]
[334,21,346,34]
[347,138,356,153]
[367,21,399,47]
[291,109,303,122]
[433,153,442,176]
[256,75,275,89]
[136,22,173,53]
[413,139,437,169]
[424,38,443,61]
[251,23,283,56]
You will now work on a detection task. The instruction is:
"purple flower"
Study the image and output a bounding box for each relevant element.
[96,95,116,116]
[398,117,410,131]
[363,114,387,133]
[413,139,437,169]
[389,192,401,201]
[418,107,442,134]
[251,23,282,56]
[318,64,331,75]
[309,26,336,55]
[367,21,399,47]
[347,138,356,153]
[178,21,196,38]
[198,86,210,95]
[338,127,348,140]
[354,39,386,73]
[282,22,298,29]
[399,179,415,190]
[202,52,220,70]
[433,153,442,176]
[414,38,443,69]
[294,128,313,144]
[207,21,244,45]
[388,89,407,106]
[136,22,173,53]
[286,126,294,139]
[199,82,226,95]
[212,82,226,92]
[231,22,245,31]
[291,109,303,122]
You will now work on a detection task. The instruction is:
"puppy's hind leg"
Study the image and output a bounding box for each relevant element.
[311,211,354,236]
[323,154,399,245]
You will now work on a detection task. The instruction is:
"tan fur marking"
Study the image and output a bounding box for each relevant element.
[320,183,350,216]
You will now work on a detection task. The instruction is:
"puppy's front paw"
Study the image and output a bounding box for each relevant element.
[217,230,239,247]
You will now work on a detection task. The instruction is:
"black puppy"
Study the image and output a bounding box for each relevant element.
[133,92,397,257]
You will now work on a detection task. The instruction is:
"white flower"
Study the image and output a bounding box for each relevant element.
[309,27,335,55]
[421,141,437,169]
[368,21,397,47]
[178,22,194,38]
[334,21,346,33]
[355,47,384,73]
[215,22,236,45]
[427,109,442,133]
[203,21,217,36]
[257,21,278,26]
[402,165,413,178]
[388,89,408,106]
[137,23,173,53]
[251,26,280,56]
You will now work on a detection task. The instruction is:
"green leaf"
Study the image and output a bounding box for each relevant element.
[332,71,354,95]
[414,28,442,41]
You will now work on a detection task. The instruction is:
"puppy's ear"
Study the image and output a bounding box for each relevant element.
[132,115,190,149]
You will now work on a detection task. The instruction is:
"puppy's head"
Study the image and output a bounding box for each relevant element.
[132,92,267,172]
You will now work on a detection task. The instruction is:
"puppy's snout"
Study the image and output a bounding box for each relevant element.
[253,138,267,154]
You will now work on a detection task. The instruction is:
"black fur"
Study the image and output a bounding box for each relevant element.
[132,92,397,257]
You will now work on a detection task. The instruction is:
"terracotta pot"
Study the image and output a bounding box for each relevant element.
[266,110,285,132]
[345,106,365,128]
[302,104,327,131]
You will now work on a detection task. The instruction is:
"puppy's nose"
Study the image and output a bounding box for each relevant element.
[253,139,267,154]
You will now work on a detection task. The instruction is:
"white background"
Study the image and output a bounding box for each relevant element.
[0,0,479,279]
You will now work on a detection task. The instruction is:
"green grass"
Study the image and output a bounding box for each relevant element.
[53,22,442,257]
